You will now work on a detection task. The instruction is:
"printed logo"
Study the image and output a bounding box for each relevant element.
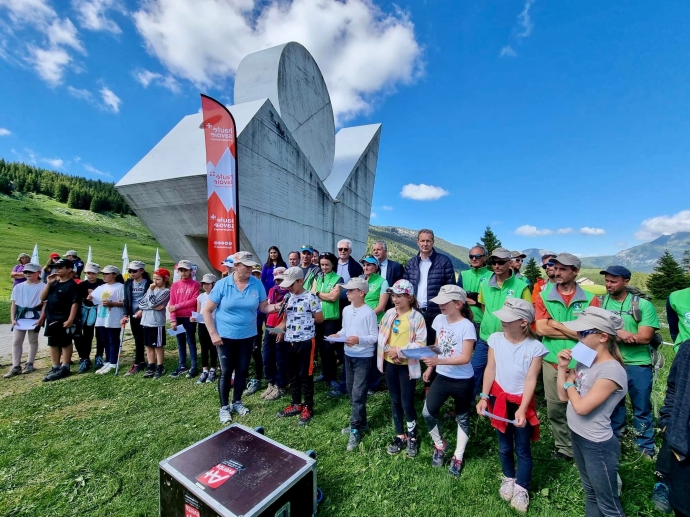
[506,290,515,298]
[185,504,200,517]
[684,312,690,326]
[572,302,583,313]
[196,460,245,489]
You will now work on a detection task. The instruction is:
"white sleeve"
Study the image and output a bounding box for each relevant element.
[431,314,443,332]
[336,307,349,337]
[463,319,477,341]
[358,311,379,347]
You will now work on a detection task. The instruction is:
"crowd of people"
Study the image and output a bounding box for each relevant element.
[6,234,690,516]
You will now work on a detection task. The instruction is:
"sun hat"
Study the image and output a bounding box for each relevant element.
[430,285,467,305]
[154,268,170,278]
[63,250,78,257]
[490,248,512,260]
[232,251,259,267]
[22,263,41,273]
[600,266,632,280]
[221,255,234,267]
[386,279,415,296]
[101,265,120,274]
[561,306,624,335]
[17,253,30,261]
[201,273,217,284]
[510,251,527,259]
[360,254,380,267]
[84,262,101,274]
[341,277,369,293]
[279,267,305,287]
[127,260,146,271]
[492,298,536,323]
[177,260,194,270]
[553,252,581,269]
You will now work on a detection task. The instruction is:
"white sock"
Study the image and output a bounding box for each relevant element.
[453,425,469,460]
[429,425,444,448]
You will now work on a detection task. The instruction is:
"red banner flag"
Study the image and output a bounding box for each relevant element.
[201,94,239,270]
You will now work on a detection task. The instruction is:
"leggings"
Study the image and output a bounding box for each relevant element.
[252,315,264,379]
[384,362,418,436]
[75,323,104,360]
[97,327,121,364]
[422,374,473,460]
[130,316,145,364]
[218,337,253,407]
[317,319,343,383]
[11,328,39,367]
[198,323,218,369]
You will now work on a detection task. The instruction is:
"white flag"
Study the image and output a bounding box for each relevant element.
[154,248,160,270]
[122,244,129,279]
[31,244,39,265]
[87,246,92,264]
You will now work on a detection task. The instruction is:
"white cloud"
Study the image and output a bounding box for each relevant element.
[133,0,422,124]
[43,157,63,168]
[99,86,121,112]
[134,68,180,93]
[84,163,111,177]
[47,18,83,52]
[557,227,573,234]
[517,0,535,38]
[370,211,377,219]
[400,183,449,201]
[381,205,393,211]
[499,45,516,58]
[0,127,10,136]
[0,0,55,24]
[580,227,606,236]
[27,45,72,85]
[515,224,552,236]
[635,210,690,240]
[72,0,124,34]
[67,85,93,100]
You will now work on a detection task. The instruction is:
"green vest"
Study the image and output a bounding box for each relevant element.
[479,274,529,341]
[541,285,595,365]
[541,281,555,296]
[316,272,342,320]
[364,273,386,323]
[461,267,492,324]
[669,287,690,352]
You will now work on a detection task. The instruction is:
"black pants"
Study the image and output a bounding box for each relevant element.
[317,319,343,383]
[252,315,264,379]
[218,337,253,406]
[130,316,145,364]
[423,374,473,439]
[288,339,316,409]
[75,323,103,360]
[198,324,218,369]
[384,361,417,435]
[345,355,373,430]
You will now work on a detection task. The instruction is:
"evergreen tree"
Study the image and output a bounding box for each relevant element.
[90,194,110,213]
[478,226,502,255]
[647,250,690,300]
[682,239,690,269]
[54,182,70,203]
[0,175,12,195]
[523,257,542,291]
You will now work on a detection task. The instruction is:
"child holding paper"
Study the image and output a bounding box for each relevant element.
[476,298,547,512]
[91,265,125,375]
[192,274,218,383]
[420,285,476,477]
[136,268,171,379]
[377,279,427,458]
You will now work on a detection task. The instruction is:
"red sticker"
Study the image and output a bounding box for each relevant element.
[185,503,201,517]
[196,463,238,489]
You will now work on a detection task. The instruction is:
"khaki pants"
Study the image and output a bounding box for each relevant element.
[542,362,572,458]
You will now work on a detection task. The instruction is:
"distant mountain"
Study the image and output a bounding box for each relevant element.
[522,248,558,265]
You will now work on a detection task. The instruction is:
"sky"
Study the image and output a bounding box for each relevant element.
[1,0,689,257]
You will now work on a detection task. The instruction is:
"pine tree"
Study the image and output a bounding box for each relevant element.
[647,250,690,300]
[478,226,502,255]
[523,257,542,291]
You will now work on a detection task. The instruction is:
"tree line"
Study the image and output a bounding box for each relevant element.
[0,159,132,214]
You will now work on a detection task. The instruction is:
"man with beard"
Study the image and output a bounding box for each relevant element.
[532,252,558,302]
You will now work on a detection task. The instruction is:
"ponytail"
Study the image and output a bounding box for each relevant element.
[522,322,539,340]
[459,302,474,323]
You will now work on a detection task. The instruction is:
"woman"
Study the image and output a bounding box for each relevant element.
[75,262,105,372]
[202,251,280,425]
[41,253,61,283]
[556,307,628,517]
[360,254,389,323]
[261,246,287,293]
[11,253,31,286]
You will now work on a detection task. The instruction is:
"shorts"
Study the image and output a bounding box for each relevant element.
[45,320,76,348]
[142,326,165,348]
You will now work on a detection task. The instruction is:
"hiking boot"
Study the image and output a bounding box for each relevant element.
[94,356,104,369]
[219,405,233,425]
[197,371,209,384]
[499,477,516,501]
[346,429,362,451]
[431,440,447,467]
[21,363,34,374]
[245,378,261,396]
[169,366,187,378]
[341,424,370,435]
[3,366,22,378]
[77,358,91,374]
[387,436,407,455]
[448,457,464,478]
[407,436,419,458]
[206,369,216,383]
[185,367,198,379]
[277,404,303,418]
[143,365,156,378]
[298,406,313,426]
[153,366,166,379]
[232,401,250,416]
[651,482,672,513]
[265,386,285,401]
[261,383,276,399]
[510,485,529,513]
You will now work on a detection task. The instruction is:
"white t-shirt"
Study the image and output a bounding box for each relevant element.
[93,283,125,328]
[432,315,476,379]
[417,257,432,308]
[489,332,548,395]
[10,282,44,317]
[197,292,216,324]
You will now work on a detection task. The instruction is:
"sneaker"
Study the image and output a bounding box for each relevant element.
[153,366,166,379]
[448,457,464,478]
[387,436,407,455]
[298,406,313,426]
[21,363,34,374]
[245,378,261,396]
[651,482,672,514]
[197,371,209,384]
[431,440,447,467]
[124,363,139,376]
[367,389,375,396]
[77,359,91,374]
[261,383,276,399]
[185,367,198,379]
[510,485,529,513]
[95,362,112,374]
[341,424,370,435]
[265,386,285,401]
[43,365,69,382]
[169,366,187,378]
[407,436,419,458]
[346,429,361,451]
[3,366,22,378]
[143,365,156,378]
[219,405,233,425]
[328,381,344,398]
[94,356,104,369]
[499,477,516,501]
[206,369,216,383]
[277,404,303,418]
[232,401,250,416]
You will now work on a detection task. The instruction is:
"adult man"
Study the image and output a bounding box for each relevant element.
[299,245,319,290]
[288,251,300,267]
[532,252,558,302]
[336,239,364,284]
[510,251,527,281]
[600,266,659,458]
[535,252,600,460]
[64,250,85,278]
[403,229,455,345]
[667,285,690,353]
[477,248,531,396]
[121,260,153,376]
[372,240,404,291]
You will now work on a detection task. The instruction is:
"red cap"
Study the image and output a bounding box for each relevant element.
[50,253,60,259]
[154,268,171,278]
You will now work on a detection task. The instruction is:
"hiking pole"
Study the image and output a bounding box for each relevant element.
[115,322,126,375]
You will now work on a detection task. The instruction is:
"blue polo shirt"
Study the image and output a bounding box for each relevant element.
[209,275,267,339]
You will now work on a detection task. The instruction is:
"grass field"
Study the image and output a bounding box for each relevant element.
[0,302,675,517]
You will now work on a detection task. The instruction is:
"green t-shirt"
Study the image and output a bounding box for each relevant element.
[669,288,690,352]
[461,267,492,324]
[601,294,660,366]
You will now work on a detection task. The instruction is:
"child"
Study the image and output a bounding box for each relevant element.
[421,285,476,477]
[245,265,265,395]
[476,298,547,512]
[377,279,427,457]
[556,307,628,517]
[192,273,218,383]
[5,263,45,377]
[168,260,200,378]
[136,268,171,379]
[91,265,125,375]
[330,277,378,451]
[75,262,105,373]
[261,267,289,400]
[276,267,323,425]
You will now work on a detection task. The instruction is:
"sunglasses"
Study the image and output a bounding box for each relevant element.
[468,254,485,260]
[490,260,509,266]
[577,329,598,338]
[392,319,401,334]
[338,248,349,252]
[128,269,141,273]
[513,259,523,262]
[541,262,555,269]
[23,270,38,274]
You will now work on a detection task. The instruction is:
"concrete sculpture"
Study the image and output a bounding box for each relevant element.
[116,42,381,275]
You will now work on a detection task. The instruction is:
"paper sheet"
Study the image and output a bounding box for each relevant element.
[571,342,597,367]
[400,347,437,360]
[191,311,205,323]
[266,327,285,335]
[325,336,348,343]
[481,409,517,425]
[89,287,103,305]
[167,326,186,336]
[14,319,38,331]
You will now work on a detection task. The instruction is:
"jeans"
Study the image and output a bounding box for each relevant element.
[471,338,489,398]
[571,431,625,517]
[287,339,316,408]
[97,327,121,364]
[345,355,373,430]
[368,356,383,391]
[610,364,654,455]
[262,329,289,388]
[218,337,253,406]
[198,323,218,369]
[495,401,534,490]
[130,316,145,364]
[543,362,572,457]
[384,362,417,435]
[252,314,264,379]
[175,317,197,369]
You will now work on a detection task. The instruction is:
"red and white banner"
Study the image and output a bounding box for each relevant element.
[201,94,239,270]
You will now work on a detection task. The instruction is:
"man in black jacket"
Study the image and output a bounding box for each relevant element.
[121,260,152,376]
[403,229,456,345]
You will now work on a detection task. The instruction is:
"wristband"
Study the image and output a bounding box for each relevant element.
[479,393,490,400]
[563,382,575,391]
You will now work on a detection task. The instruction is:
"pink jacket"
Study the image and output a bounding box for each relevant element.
[169,278,200,322]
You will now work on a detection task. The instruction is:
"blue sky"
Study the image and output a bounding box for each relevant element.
[1,0,689,257]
